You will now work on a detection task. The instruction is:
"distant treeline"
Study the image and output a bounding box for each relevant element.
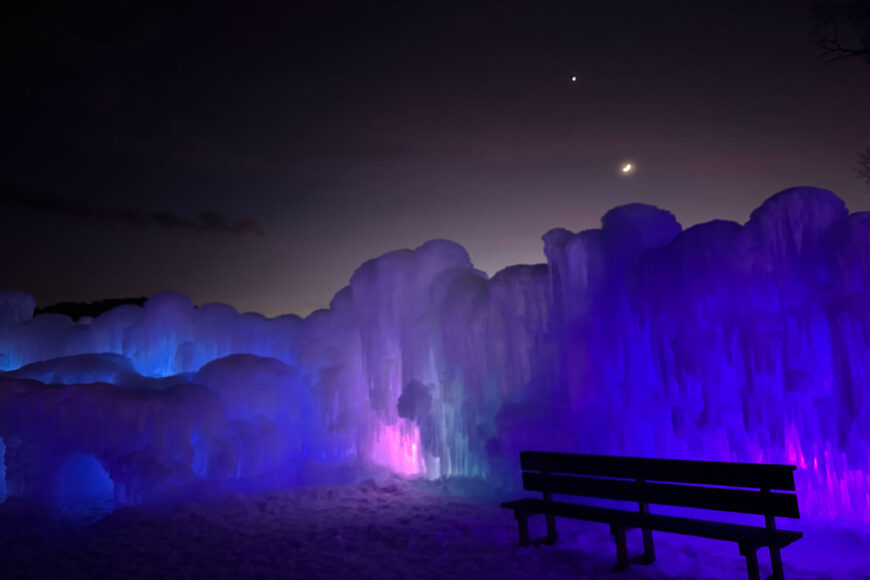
[35,297,148,321]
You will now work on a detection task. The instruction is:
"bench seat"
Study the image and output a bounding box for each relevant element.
[502,497,802,547]
[502,452,803,580]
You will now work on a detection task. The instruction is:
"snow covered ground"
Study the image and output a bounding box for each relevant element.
[0,476,867,579]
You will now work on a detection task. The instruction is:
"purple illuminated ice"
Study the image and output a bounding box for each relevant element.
[0,187,868,524]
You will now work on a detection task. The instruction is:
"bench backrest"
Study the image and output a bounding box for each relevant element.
[520,451,800,519]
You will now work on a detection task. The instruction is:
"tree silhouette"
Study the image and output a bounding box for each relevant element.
[859,147,870,190]
[812,0,870,62]
[811,1,870,190]
[35,297,148,321]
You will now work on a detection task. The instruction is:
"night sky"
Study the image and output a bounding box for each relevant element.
[2,1,869,317]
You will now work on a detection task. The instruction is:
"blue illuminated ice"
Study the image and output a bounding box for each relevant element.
[0,187,869,524]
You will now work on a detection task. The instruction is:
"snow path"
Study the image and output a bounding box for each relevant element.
[0,477,867,579]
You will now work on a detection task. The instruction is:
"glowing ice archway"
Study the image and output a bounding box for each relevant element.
[56,453,115,514]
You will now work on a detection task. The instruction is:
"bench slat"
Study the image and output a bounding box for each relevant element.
[522,472,800,518]
[520,452,796,491]
[502,498,803,547]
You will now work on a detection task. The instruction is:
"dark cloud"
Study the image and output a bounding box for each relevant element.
[0,179,265,236]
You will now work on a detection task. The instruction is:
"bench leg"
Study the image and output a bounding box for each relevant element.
[739,544,760,580]
[515,513,530,547]
[640,528,655,564]
[545,512,558,545]
[769,546,784,580]
[611,525,629,572]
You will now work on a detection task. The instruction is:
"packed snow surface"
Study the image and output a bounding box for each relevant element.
[0,477,866,579]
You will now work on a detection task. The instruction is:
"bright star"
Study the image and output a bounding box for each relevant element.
[621,163,634,174]
[571,75,577,82]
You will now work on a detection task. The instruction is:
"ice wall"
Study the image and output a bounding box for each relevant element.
[536,188,869,521]
[1,187,869,523]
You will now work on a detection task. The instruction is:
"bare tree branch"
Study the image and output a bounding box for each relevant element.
[817,37,870,61]
[857,147,870,192]
[811,0,870,62]
[810,1,870,192]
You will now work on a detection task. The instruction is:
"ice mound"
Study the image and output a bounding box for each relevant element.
[7,353,140,386]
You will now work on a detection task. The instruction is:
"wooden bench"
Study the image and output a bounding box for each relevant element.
[501,452,802,580]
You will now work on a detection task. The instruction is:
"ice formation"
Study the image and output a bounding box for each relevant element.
[0,186,869,524]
